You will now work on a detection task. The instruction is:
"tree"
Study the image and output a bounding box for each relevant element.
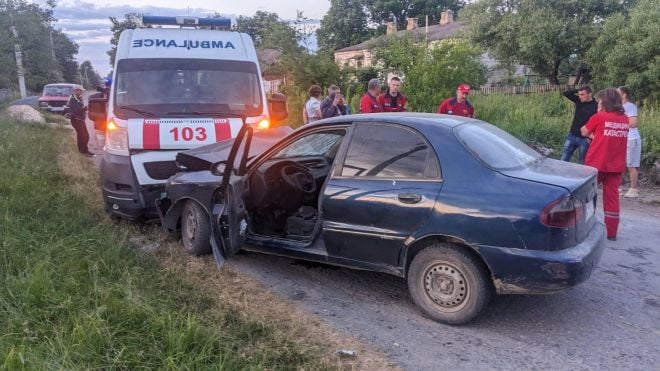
[79,61,101,90]
[108,13,144,67]
[235,11,300,53]
[587,0,659,103]
[366,0,464,30]
[373,37,486,111]
[461,0,626,84]
[52,29,79,83]
[0,0,78,91]
[317,0,371,51]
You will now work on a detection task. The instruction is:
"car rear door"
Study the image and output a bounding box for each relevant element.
[210,124,253,265]
[321,122,442,266]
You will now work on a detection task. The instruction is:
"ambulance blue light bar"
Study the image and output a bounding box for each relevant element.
[142,16,231,28]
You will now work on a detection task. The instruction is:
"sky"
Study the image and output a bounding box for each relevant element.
[36,0,330,77]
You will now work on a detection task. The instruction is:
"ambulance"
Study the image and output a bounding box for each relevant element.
[88,16,287,220]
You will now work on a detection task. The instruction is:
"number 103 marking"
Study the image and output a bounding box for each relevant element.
[169,127,208,141]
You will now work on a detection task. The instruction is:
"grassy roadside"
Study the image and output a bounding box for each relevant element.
[0,117,389,370]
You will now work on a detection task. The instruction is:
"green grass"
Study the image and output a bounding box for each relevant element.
[471,92,660,166]
[0,119,324,370]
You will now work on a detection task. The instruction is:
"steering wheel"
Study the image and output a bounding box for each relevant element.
[279,161,317,194]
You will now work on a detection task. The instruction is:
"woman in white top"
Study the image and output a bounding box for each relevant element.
[303,85,322,125]
[618,86,641,198]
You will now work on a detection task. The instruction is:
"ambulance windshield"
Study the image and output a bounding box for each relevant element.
[113,58,263,118]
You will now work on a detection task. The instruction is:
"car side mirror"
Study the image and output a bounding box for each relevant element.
[88,97,108,130]
[211,160,227,176]
[268,93,288,122]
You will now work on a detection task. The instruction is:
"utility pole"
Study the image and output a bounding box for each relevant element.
[9,19,27,98]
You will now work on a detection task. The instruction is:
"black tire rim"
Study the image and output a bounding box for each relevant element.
[423,262,469,312]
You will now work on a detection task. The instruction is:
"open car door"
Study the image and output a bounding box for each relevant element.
[209,124,253,267]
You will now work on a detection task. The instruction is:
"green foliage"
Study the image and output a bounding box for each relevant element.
[587,0,660,103]
[235,11,300,53]
[0,0,79,91]
[108,13,144,67]
[79,61,101,90]
[317,0,371,51]
[461,0,625,84]
[0,119,326,369]
[470,93,570,154]
[638,106,660,166]
[374,37,486,111]
[366,0,464,30]
[52,29,79,83]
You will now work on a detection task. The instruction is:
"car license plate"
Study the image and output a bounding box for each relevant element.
[585,199,595,221]
[127,118,243,150]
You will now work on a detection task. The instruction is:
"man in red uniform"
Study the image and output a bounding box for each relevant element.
[378,76,407,112]
[581,88,629,241]
[437,83,475,118]
[360,78,383,113]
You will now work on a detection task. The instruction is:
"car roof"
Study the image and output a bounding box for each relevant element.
[304,112,480,131]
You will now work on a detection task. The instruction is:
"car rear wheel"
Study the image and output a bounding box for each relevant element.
[408,244,492,325]
[181,201,212,255]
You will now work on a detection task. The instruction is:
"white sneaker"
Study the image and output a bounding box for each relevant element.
[624,188,639,198]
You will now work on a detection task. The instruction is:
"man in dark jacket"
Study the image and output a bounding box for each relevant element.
[68,85,94,157]
[320,85,348,118]
[561,86,597,164]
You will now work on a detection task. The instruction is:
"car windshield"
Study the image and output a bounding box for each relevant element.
[272,131,345,159]
[43,86,73,96]
[454,122,541,170]
[114,58,263,119]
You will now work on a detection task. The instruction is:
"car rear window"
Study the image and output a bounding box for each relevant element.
[454,122,541,170]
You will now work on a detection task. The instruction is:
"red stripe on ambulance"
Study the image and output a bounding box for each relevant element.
[143,119,160,149]
[214,118,231,141]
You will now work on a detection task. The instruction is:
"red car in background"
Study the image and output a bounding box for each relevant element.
[38,83,76,113]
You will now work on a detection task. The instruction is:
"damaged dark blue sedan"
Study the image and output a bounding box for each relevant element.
[159,113,605,325]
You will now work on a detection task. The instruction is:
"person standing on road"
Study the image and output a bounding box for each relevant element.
[321,85,348,118]
[360,78,383,113]
[67,85,94,157]
[561,86,598,164]
[618,86,642,198]
[437,84,475,118]
[303,85,322,125]
[581,88,629,241]
[378,76,407,112]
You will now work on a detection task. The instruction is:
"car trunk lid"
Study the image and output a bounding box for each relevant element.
[500,158,598,244]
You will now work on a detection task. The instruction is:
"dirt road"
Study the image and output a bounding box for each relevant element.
[225,196,660,370]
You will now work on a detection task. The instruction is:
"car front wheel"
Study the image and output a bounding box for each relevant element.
[181,200,212,255]
[408,244,492,325]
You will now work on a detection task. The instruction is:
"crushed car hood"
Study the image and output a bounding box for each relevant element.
[175,126,293,171]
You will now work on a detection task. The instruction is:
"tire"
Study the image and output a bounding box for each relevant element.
[181,201,212,255]
[407,244,492,325]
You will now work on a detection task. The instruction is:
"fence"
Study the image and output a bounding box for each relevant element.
[479,84,576,95]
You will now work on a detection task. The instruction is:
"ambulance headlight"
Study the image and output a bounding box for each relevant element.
[105,120,128,151]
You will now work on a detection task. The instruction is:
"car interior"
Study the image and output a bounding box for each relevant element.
[244,129,346,241]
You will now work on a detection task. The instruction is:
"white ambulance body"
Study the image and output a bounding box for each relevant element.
[100,17,270,219]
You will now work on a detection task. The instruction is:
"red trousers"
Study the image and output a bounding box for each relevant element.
[598,172,622,238]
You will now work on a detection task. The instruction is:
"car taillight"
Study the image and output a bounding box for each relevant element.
[540,196,583,228]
